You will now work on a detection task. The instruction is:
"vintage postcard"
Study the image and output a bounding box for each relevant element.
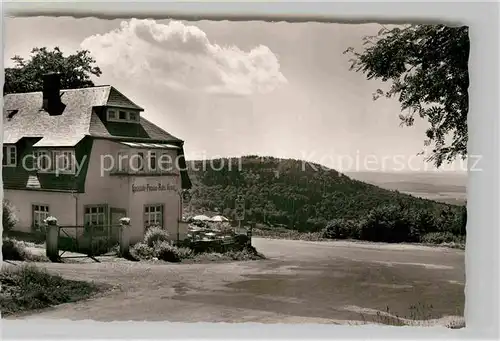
[2,17,467,328]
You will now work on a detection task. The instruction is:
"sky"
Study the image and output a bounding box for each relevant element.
[4,16,466,173]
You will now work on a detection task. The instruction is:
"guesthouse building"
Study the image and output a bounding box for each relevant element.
[2,73,192,243]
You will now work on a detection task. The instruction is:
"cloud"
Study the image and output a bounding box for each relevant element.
[80,19,288,95]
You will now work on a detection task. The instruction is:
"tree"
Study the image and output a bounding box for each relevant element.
[344,25,469,167]
[4,47,102,94]
[3,200,19,232]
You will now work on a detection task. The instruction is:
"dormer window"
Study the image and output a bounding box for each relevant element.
[108,109,117,120]
[129,112,138,122]
[107,107,140,123]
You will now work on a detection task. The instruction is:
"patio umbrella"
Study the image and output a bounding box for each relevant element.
[192,215,211,221]
[211,215,229,222]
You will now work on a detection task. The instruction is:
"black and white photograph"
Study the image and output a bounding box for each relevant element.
[2,15,468,328]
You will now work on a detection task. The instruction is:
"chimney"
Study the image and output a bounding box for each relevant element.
[42,73,65,115]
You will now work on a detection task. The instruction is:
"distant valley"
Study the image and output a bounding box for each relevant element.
[345,171,467,205]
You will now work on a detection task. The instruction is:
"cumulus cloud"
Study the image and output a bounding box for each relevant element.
[80,19,288,95]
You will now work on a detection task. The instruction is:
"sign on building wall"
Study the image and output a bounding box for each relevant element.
[132,182,177,193]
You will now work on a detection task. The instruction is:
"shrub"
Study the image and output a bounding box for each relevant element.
[130,242,155,260]
[144,226,170,247]
[153,241,184,262]
[2,200,18,232]
[192,252,227,262]
[306,218,329,232]
[421,232,460,244]
[226,249,261,261]
[2,238,49,262]
[2,238,26,261]
[359,205,421,243]
[322,219,360,240]
[173,246,194,260]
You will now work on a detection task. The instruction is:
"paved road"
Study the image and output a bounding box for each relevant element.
[8,238,465,325]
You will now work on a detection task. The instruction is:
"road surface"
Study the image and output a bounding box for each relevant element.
[7,238,465,325]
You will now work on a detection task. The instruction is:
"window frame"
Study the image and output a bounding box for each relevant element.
[34,149,76,174]
[115,150,129,173]
[32,204,50,232]
[2,145,17,167]
[128,112,140,122]
[118,110,127,120]
[34,150,50,171]
[107,108,140,123]
[83,204,109,232]
[107,109,117,120]
[144,204,164,230]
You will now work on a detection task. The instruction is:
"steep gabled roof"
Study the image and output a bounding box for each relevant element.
[2,85,180,146]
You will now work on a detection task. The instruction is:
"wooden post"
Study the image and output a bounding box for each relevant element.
[119,217,131,257]
[45,217,59,262]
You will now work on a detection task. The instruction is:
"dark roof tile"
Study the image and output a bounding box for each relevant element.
[3,85,181,145]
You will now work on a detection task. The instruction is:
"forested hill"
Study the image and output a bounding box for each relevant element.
[185,156,463,232]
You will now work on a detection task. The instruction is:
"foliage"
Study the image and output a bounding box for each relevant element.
[129,241,193,262]
[186,156,465,237]
[420,231,463,245]
[144,226,170,247]
[359,205,421,243]
[344,25,469,167]
[253,228,324,241]
[130,242,156,260]
[223,248,264,261]
[4,47,102,94]
[175,246,195,260]
[2,200,19,232]
[154,241,193,262]
[189,248,265,263]
[0,265,100,316]
[129,237,262,263]
[2,238,25,261]
[322,219,360,239]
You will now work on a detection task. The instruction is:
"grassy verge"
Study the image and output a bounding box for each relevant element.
[184,247,266,263]
[355,304,465,328]
[0,265,101,316]
[253,228,325,241]
[253,228,465,250]
[129,241,265,263]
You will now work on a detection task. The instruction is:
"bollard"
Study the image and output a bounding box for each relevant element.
[119,217,131,257]
[45,216,59,262]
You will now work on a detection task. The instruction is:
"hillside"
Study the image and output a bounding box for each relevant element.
[185,156,465,233]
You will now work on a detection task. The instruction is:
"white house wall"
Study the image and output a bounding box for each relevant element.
[81,139,183,243]
[3,189,76,232]
[79,138,130,221]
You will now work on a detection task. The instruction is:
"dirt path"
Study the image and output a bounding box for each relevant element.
[5,238,465,325]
